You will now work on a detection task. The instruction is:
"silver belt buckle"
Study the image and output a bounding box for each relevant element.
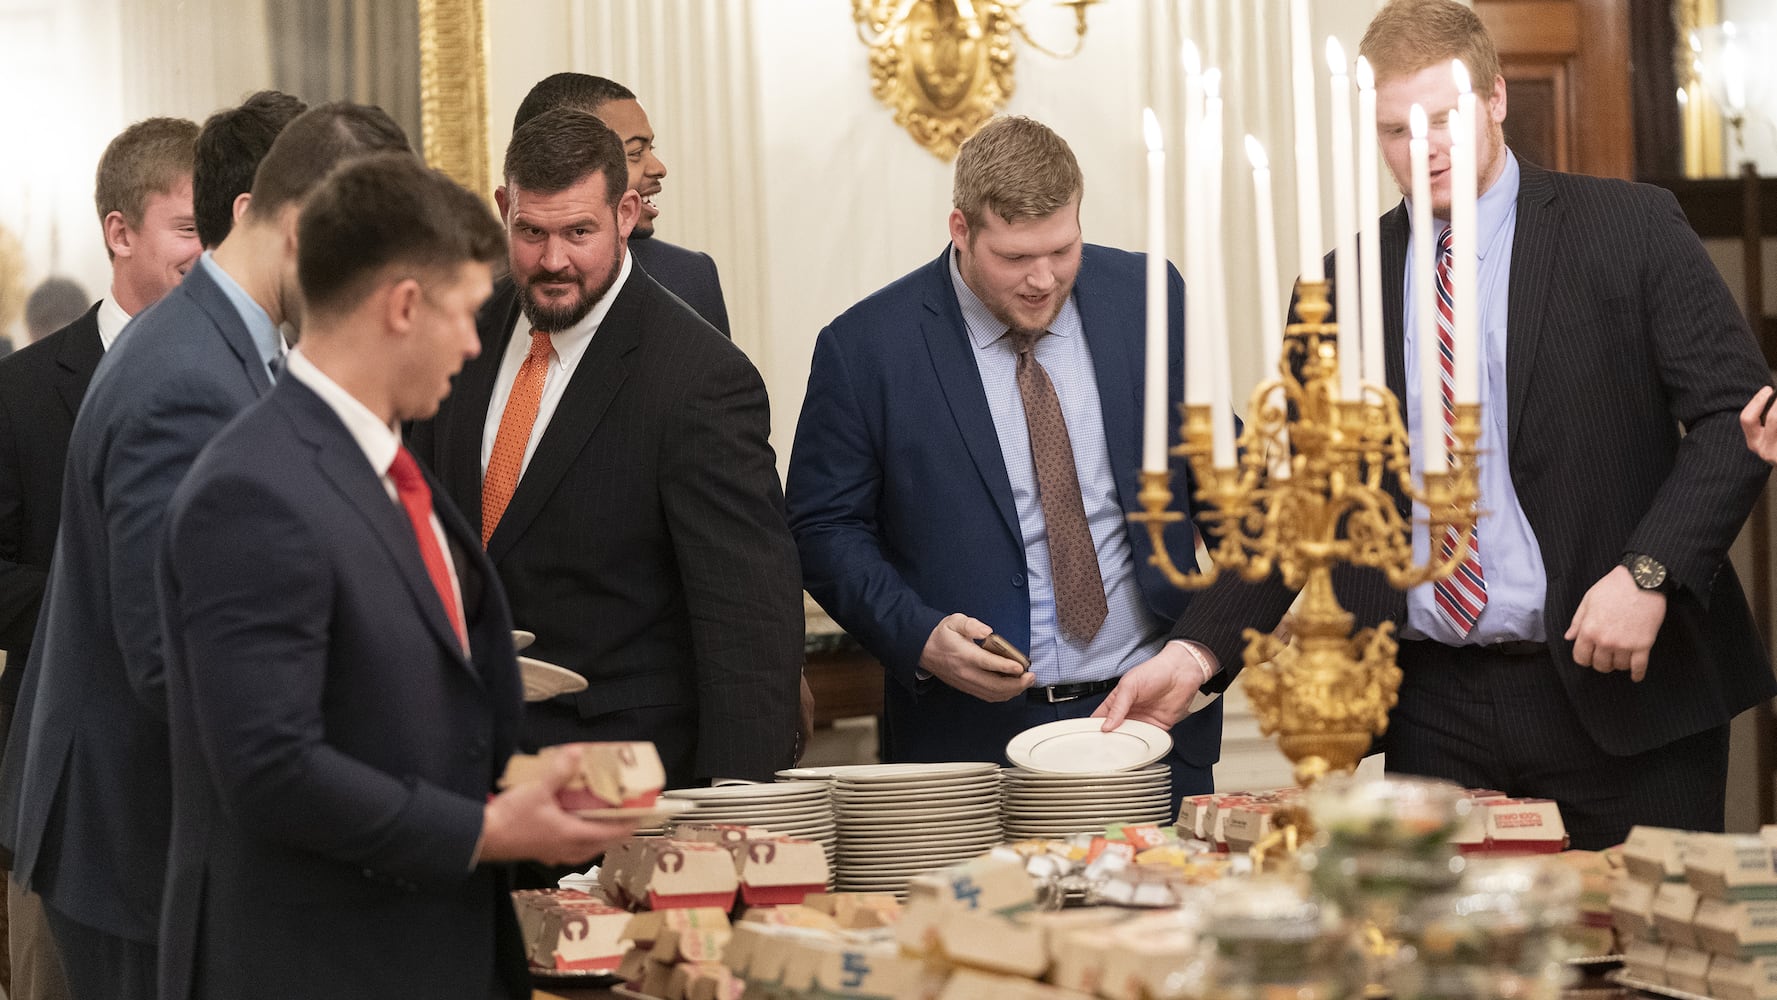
[1044,686,1079,704]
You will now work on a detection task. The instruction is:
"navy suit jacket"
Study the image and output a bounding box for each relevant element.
[629,234,731,337]
[785,244,1222,767]
[1,262,272,941]
[158,377,527,1000]
[1172,161,1776,758]
[0,304,101,703]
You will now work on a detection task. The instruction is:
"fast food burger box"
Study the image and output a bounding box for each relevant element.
[1204,796,1255,851]
[1625,826,1691,884]
[907,857,1036,915]
[935,908,1049,979]
[1696,899,1777,958]
[1477,798,1567,853]
[648,909,733,964]
[511,888,593,953]
[532,899,631,971]
[677,823,769,847]
[1625,937,1671,985]
[812,941,922,999]
[1221,803,1276,853]
[623,840,740,911]
[1178,794,1216,841]
[1667,945,1714,996]
[1611,876,1658,941]
[731,836,830,907]
[1653,881,1704,949]
[1709,955,1777,1000]
[498,740,666,811]
[1688,834,1777,900]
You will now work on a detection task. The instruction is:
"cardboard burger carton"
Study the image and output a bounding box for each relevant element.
[1220,803,1276,854]
[1625,937,1671,986]
[1688,834,1777,901]
[1710,955,1777,1000]
[1475,798,1567,854]
[1653,880,1703,949]
[730,836,830,907]
[1178,794,1216,842]
[907,857,1037,916]
[622,840,741,912]
[533,900,631,972]
[1625,826,1691,884]
[498,741,666,812]
[935,909,1049,979]
[1696,899,1777,959]
[1611,876,1658,942]
[810,940,923,1000]
[1666,945,1714,996]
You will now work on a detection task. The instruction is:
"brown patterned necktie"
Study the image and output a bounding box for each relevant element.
[1008,329,1107,643]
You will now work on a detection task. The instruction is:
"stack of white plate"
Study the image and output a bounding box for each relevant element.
[659,781,836,866]
[1000,764,1174,838]
[780,763,1002,894]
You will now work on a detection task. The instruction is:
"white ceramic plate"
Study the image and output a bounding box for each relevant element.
[1002,763,1171,783]
[777,762,998,782]
[1003,793,1173,810]
[574,798,699,823]
[1005,720,1172,774]
[519,656,588,702]
[512,629,537,651]
[663,781,830,801]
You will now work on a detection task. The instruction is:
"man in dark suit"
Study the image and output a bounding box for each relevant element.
[159,152,636,1000]
[1102,0,1774,849]
[784,116,1219,796]
[1,104,410,1000]
[0,115,200,1000]
[407,109,803,790]
[190,90,307,250]
[511,72,731,336]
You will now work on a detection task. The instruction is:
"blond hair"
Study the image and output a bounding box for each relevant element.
[1359,0,1503,93]
[94,117,198,232]
[952,116,1083,233]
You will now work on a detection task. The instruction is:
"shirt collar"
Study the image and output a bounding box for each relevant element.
[948,245,1081,351]
[197,251,283,368]
[96,296,130,352]
[283,349,400,476]
[511,250,634,372]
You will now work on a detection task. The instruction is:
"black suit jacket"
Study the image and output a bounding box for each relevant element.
[159,377,527,1000]
[407,263,803,784]
[0,304,101,703]
[1175,159,1776,757]
[629,234,731,337]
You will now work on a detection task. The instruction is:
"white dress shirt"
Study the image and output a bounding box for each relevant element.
[95,296,130,351]
[479,253,634,478]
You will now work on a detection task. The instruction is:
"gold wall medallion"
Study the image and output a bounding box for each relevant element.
[854,0,1097,160]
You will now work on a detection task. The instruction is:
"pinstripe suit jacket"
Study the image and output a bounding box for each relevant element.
[1176,159,1776,758]
[405,265,804,783]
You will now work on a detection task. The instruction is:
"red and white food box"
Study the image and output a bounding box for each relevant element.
[622,840,740,911]
[732,837,829,907]
[535,900,631,972]
[1475,798,1567,853]
[498,740,666,812]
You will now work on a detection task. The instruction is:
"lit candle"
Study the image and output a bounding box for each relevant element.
[1289,0,1324,282]
[1450,59,1479,405]
[1355,56,1384,390]
[1180,41,1209,410]
[1326,37,1359,400]
[1142,108,1169,473]
[1409,104,1444,474]
[1202,70,1236,468]
[1246,134,1291,480]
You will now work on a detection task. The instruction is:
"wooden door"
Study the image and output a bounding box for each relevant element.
[1475,0,1633,179]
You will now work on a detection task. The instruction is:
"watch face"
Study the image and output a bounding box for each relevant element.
[1630,555,1667,590]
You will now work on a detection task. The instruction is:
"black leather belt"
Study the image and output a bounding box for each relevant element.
[1479,640,1546,656]
[1027,678,1118,704]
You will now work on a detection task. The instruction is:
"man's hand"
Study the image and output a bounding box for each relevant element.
[1563,565,1667,682]
[1092,641,1210,731]
[1740,387,1777,464]
[479,747,639,866]
[919,613,1035,702]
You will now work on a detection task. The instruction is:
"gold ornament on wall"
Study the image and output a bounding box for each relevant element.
[417,0,491,202]
[853,0,1100,160]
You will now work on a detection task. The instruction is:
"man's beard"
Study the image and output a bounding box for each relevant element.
[517,247,623,333]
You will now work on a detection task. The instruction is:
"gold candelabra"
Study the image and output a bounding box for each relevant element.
[1129,280,1483,787]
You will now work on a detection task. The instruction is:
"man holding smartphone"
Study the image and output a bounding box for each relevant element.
[786,116,1223,798]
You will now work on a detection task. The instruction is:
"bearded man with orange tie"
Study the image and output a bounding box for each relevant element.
[406,108,803,792]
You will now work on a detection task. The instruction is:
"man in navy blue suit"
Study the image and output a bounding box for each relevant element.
[511,72,731,337]
[785,116,1223,796]
[158,152,637,1000]
[1,103,410,1000]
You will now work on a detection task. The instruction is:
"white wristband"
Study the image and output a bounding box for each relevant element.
[1168,639,1216,686]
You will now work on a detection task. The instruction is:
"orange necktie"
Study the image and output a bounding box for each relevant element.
[481,331,553,546]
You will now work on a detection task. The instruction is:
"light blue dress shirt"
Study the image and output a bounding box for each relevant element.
[1401,151,1547,644]
[948,250,1166,684]
[195,251,283,376]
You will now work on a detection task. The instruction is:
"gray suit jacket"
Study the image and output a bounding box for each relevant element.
[1,262,272,941]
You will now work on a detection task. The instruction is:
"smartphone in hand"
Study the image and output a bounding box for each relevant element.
[978,633,1031,673]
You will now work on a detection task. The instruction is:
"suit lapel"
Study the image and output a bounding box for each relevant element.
[185,262,275,398]
[483,274,642,564]
[442,284,522,528]
[280,381,480,677]
[1505,161,1559,454]
[918,250,1019,540]
[1071,248,1142,514]
[1379,204,1410,407]
[54,309,103,420]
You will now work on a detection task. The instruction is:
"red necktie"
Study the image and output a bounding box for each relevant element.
[388,446,468,650]
[1431,226,1487,637]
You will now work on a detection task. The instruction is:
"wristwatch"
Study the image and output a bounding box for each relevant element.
[1621,553,1673,593]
